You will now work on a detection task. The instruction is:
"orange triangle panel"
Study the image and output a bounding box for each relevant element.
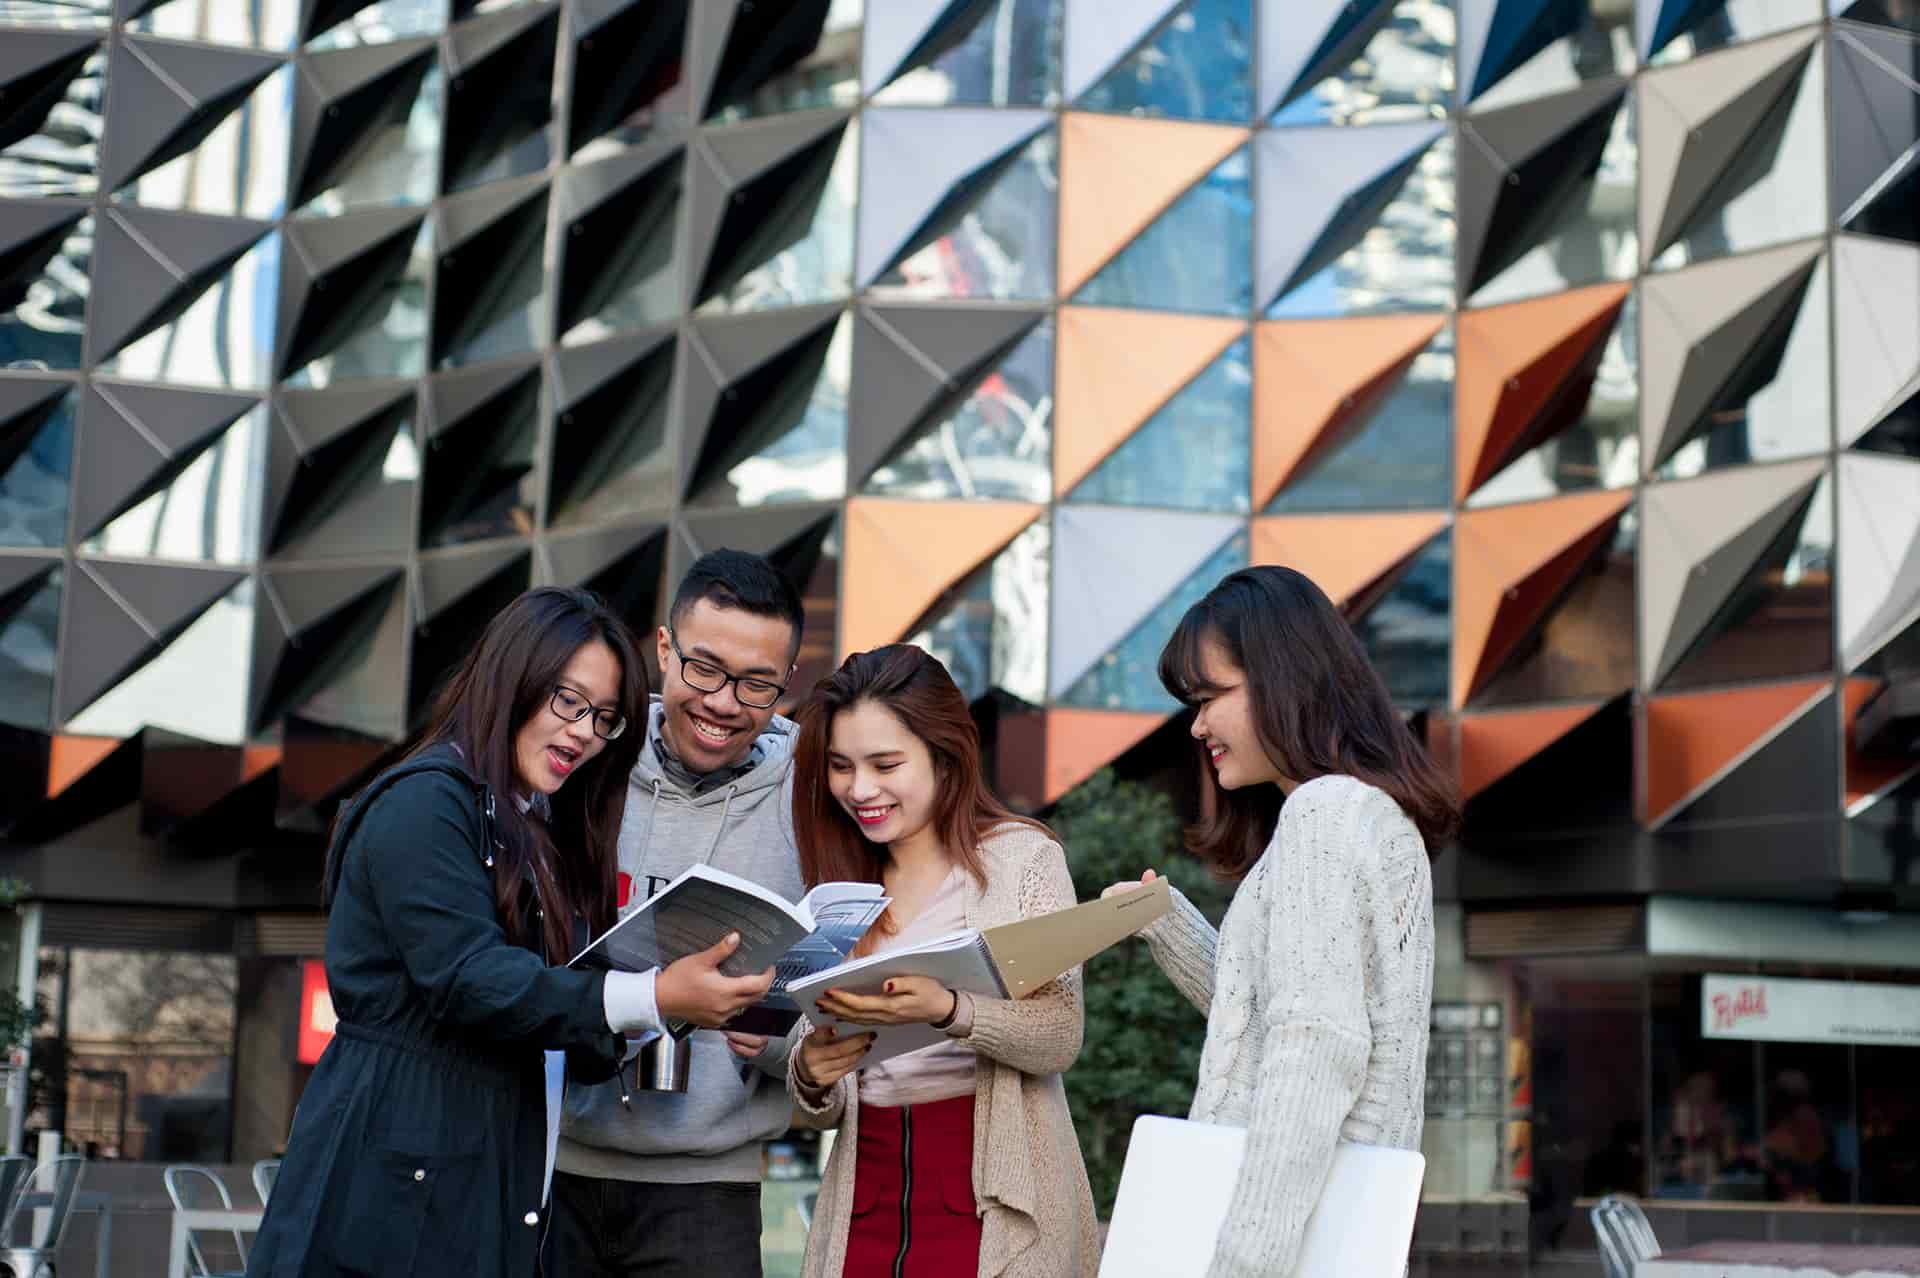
[1250,511,1449,608]
[1644,679,1830,826]
[1459,703,1603,799]
[841,498,1042,658]
[1254,314,1445,508]
[1453,490,1632,708]
[47,735,122,799]
[1045,709,1167,803]
[1054,307,1244,497]
[1455,282,1631,502]
[1057,113,1249,296]
[243,745,284,784]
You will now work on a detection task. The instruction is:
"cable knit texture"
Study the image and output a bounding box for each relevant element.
[788,823,1099,1278]
[1142,774,1434,1278]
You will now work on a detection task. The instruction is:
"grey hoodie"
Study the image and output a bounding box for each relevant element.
[557,696,804,1184]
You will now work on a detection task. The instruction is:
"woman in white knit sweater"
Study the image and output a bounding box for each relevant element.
[1107,565,1458,1278]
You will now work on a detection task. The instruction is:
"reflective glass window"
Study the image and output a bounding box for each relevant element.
[131,0,300,48]
[0,385,74,548]
[1272,0,1453,127]
[1076,0,1253,123]
[907,519,1049,707]
[1069,336,1251,512]
[870,0,1061,107]
[0,45,104,197]
[67,574,253,742]
[869,130,1056,302]
[82,403,264,564]
[1645,0,1823,65]
[0,212,92,371]
[698,121,857,315]
[0,567,59,731]
[1467,0,1634,108]
[105,232,281,390]
[1074,145,1251,317]
[1354,527,1450,708]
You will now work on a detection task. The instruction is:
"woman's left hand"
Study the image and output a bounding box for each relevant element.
[814,975,955,1026]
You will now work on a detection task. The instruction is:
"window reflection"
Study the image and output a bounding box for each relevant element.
[83,403,265,564]
[284,221,431,387]
[304,0,449,49]
[0,0,111,23]
[1077,0,1252,123]
[870,130,1056,302]
[1070,335,1250,512]
[706,0,863,122]
[864,320,1052,503]
[0,44,103,198]
[0,385,75,548]
[689,313,851,510]
[106,232,281,390]
[131,0,300,49]
[1075,145,1251,317]
[0,213,92,371]
[907,518,1049,706]
[67,575,254,742]
[0,567,60,731]
[111,66,294,219]
[698,120,858,315]
[1060,530,1247,711]
[1467,1,1633,108]
[1644,0,1823,65]
[1470,521,1635,707]
[870,0,1061,107]
[1352,527,1449,708]
[299,62,443,216]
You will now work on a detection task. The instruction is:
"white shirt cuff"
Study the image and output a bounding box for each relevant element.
[603,968,663,1037]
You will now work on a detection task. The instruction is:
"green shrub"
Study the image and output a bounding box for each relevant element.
[1053,769,1234,1213]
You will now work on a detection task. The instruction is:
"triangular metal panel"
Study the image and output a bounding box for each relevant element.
[554,140,683,336]
[566,0,687,154]
[683,111,852,308]
[545,521,669,590]
[1255,120,1445,308]
[0,374,75,459]
[1064,0,1184,99]
[1639,238,1824,469]
[439,3,560,191]
[101,37,284,194]
[1049,506,1242,696]
[679,303,844,495]
[443,1,557,73]
[1834,235,1920,449]
[414,543,531,621]
[548,330,675,520]
[252,561,404,730]
[1830,25,1920,223]
[1260,0,1397,118]
[421,355,542,441]
[0,200,89,305]
[1457,0,1587,103]
[86,208,270,362]
[0,554,58,608]
[266,380,414,549]
[1839,453,1920,669]
[0,34,102,154]
[678,503,838,562]
[71,382,259,540]
[290,37,437,208]
[60,560,247,719]
[855,108,1049,286]
[1636,26,1818,263]
[276,206,427,378]
[1639,457,1828,687]
[861,0,961,92]
[1456,78,1628,296]
[1644,679,1833,828]
[849,303,1045,486]
[430,174,549,363]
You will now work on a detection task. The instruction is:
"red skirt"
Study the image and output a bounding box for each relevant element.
[843,1095,982,1278]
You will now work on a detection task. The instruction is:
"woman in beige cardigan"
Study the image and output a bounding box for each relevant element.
[786,645,1099,1277]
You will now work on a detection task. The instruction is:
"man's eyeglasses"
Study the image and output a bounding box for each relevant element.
[550,685,628,740]
[668,631,787,709]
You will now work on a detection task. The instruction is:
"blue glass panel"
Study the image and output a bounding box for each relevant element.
[907,518,1050,705]
[1467,1,1632,108]
[1061,529,1249,712]
[871,131,1056,302]
[0,213,90,371]
[1268,323,1452,511]
[0,388,74,548]
[1354,527,1450,708]
[1074,145,1251,317]
[872,0,1063,107]
[865,320,1052,503]
[0,568,59,731]
[1272,0,1454,127]
[0,46,103,198]
[1070,336,1250,512]
[1076,0,1254,122]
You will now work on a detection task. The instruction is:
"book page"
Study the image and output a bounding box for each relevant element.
[570,863,811,976]
[731,885,890,1036]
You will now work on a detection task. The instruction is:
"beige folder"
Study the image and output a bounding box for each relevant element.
[981,876,1171,997]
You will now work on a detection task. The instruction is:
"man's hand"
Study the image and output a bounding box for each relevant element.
[812,975,953,1027]
[795,1025,873,1094]
[654,933,774,1029]
[725,1032,769,1060]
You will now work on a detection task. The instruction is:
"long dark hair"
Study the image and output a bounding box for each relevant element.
[792,645,1048,947]
[327,587,647,961]
[1157,566,1458,876]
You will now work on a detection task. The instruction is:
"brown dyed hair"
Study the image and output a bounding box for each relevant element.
[327,587,648,962]
[1157,565,1459,877]
[792,645,1049,946]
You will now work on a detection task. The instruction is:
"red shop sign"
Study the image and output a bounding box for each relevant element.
[299,959,337,1065]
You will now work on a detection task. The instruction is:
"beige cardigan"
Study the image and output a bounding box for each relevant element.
[788,823,1100,1278]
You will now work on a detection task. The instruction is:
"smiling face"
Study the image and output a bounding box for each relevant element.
[1188,634,1292,792]
[655,597,796,774]
[513,638,621,796]
[825,699,940,850]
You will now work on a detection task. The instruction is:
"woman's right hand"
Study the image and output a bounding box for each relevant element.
[1101,868,1158,899]
[796,1024,874,1094]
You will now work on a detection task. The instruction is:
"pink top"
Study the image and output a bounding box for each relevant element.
[856,866,979,1109]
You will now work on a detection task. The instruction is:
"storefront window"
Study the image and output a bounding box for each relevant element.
[29,947,236,1161]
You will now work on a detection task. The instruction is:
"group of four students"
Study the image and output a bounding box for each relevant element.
[246,547,1454,1278]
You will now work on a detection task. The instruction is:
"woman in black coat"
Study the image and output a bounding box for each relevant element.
[248,587,658,1278]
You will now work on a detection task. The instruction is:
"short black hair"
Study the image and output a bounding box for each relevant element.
[670,549,806,650]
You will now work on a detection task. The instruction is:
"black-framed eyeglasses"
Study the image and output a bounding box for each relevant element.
[667,630,788,709]
[550,685,628,740]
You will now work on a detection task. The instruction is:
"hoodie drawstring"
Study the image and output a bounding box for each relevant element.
[701,784,737,865]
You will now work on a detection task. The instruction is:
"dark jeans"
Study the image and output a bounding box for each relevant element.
[543,1172,763,1278]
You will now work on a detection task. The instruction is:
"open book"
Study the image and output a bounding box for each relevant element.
[568,864,889,1035]
[787,876,1170,1065]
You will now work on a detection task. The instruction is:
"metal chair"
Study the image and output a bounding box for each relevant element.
[796,1190,817,1232]
[251,1160,279,1206]
[1590,1193,1661,1278]
[164,1165,247,1278]
[0,1154,86,1278]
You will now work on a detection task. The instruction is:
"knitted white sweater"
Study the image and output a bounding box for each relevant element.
[1142,774,1435,1278]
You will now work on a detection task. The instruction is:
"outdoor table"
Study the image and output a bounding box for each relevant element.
[1638,1243,1920,1277]
[19,1188,112,1278]
[167,1207,264,1278]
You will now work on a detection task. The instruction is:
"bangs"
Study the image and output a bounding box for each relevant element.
[1156,608,1228,707]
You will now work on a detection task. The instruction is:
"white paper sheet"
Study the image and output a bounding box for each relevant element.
[543,1049,565,1205]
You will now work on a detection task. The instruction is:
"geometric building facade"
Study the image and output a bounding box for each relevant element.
[5,0,1916,921]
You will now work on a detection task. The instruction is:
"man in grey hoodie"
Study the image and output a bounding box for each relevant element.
[549,549,808,1277]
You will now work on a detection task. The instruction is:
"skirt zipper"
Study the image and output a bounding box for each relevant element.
[892,1105,915,1278]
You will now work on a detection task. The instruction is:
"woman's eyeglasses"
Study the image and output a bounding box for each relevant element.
[668,631,786,709]
[551,685,627,740]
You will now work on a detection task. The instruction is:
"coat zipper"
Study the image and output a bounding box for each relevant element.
[892,1105,914,1278]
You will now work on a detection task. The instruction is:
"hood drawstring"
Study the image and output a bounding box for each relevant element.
[700,784,737,865]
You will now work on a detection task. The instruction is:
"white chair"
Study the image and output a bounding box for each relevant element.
[251,1160,280,1206]
[0,1154,86,1278]
[164,1165,247,1278]
[1590,1193,1661,1278]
